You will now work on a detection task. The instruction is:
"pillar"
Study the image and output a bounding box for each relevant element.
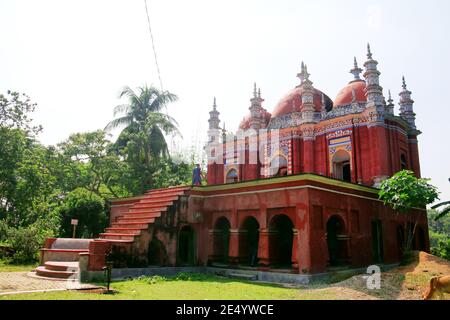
[291,228,299,273]
[228,229,240,265]
[257,228,271,270]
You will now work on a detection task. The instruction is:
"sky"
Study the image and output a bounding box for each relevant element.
[1,0,449,201]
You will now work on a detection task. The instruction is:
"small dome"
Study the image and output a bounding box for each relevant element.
[239,110,271,130]
[334,80,367,107]
[271,86,333,118]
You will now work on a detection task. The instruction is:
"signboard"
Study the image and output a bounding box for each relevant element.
[71,219,78,226]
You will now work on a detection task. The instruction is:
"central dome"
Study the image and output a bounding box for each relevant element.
[334,80,367,107]
[271,86,333,118]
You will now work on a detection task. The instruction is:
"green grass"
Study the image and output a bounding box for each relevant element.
[0,273,326,300]
[0,261,37,272]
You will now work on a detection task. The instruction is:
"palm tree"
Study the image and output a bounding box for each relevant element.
[105,85,180,192]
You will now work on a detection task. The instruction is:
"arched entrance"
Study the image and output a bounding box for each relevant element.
[148,238,167,266]
[371,219,384,263]
[269,214,294,268]
[178,225,195,265]
[269,155,288,177]
[332,150,351,182]
[212,217,231,264]
[414,226,426,252]
[225,169,238,183]
[326,215,348,266]
[239,216,260,267]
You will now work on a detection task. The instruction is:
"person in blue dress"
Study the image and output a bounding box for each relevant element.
[192,164,205,186]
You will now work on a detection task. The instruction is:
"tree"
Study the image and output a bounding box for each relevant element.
[431,200,450,220]
[57,130,131,198]
[379,170,439,256]
[105,85,180,194]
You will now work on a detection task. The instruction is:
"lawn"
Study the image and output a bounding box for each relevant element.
[0,273,314,300]
[0,261,37,273]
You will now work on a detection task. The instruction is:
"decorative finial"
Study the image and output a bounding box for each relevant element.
[402,76,407,90]
[350,57,362,81]
[297,61,311,85]
[213,96,217,109]
[387,90,393,103]
[367,43,373,59]
[253,82,257,98]
[258,87,261,99]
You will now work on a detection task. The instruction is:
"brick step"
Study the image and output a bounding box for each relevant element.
[131,202,171,209]
[105,227,144,235]
[99,233,135,241]
[117,217,155,224]
[119,214,158,220]
[35,266,78,279]
[100,239,134,244]
[138,196,178,203]
[44,261,79,272]
[144,186,189,195]
[128,207,166,214]
[111,222,149,229]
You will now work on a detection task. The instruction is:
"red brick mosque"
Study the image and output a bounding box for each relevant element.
[37,45,429,280]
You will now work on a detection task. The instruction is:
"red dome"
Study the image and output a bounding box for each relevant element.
[239,110,271,130]
[271,86,332,118]
[334,80,367,107]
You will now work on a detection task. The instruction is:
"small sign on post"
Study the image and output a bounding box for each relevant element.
[71,219,78,238]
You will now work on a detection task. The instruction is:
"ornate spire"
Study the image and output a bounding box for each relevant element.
[399,76,416,130]
[367,43,372,59]
[385,89,394,115]
[207,97,221,144]
[249,83,264,130]
[350,57,363,81]
[363,43,384,111]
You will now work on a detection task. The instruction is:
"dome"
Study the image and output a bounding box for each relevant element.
[271,86,333,118]
[239,109,271,130]
[334,80,367,107]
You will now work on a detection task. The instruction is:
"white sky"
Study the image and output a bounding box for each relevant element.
[1,0,449,201]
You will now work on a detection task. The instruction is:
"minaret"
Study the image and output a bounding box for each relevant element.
[386,90,394,115]
[207,97,221,143]
[297,62,317,123]
[350,57,363,82]
[399,76,416,130]
[363,44,385,112]
[248,83,264,130]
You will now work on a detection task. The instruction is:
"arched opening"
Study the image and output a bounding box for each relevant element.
[400,154,408,170]
[269,155,288,177]
[269,214,294,268]
[371,219,384,263]
[225,169,238,184]
[148,238,167,266]
[332,150,351,182]
[239,217,260,267]
[414,226,427,252]
[178,225,195,265]
[212,217,231,264]
[326,215,349,266]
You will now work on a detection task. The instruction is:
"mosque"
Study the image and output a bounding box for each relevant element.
[37,45,429,280]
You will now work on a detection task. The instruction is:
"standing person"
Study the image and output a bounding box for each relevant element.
[192,163,205,186]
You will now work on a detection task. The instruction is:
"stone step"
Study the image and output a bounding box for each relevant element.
[100,239,134,244]
[138,196,178,203]
[144,186,189,195]
[40,248,88,262]
[228,273,258,281]
[105,227,144,235]
[35,266,78,279]
[99,233,136,241]
[44,261,79,272]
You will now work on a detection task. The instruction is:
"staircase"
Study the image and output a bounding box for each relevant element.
[33,185,191,281]
[99,185,190,244]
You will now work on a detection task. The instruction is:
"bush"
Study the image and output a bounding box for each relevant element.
[5,220,56,263]
[431,238,450,261]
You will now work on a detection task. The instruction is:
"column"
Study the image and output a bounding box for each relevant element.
[228,229,240,265]
[257,228,271,270]
[291,228,299,273]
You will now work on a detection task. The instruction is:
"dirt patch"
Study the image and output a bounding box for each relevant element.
[299,251,450,300]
